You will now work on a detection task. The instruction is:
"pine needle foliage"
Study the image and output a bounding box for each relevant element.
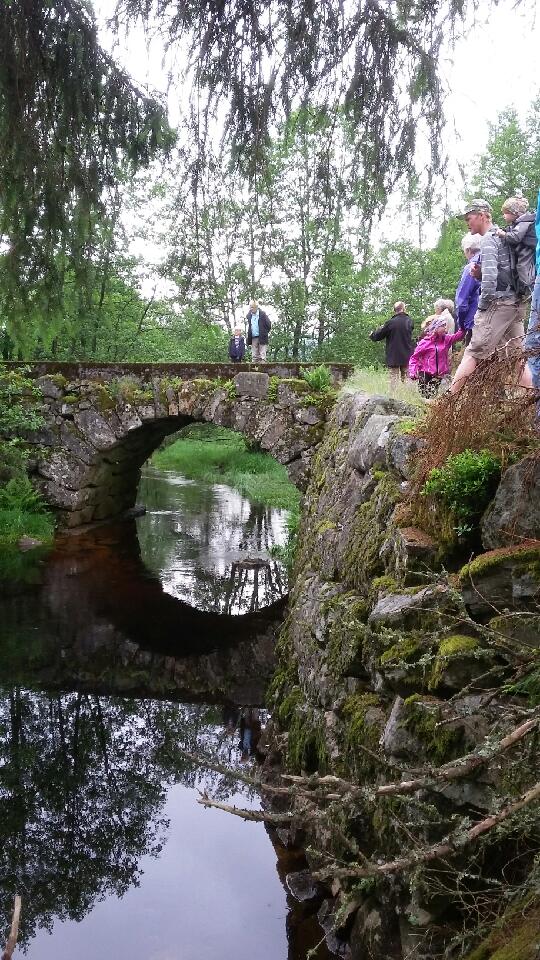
[0,0,173,341]
[114,0,469,189]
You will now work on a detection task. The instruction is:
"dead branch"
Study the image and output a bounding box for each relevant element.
[313,780,540,882]
[176,747,289,795]
[2,895,21,960]
[281,715,539,801]
[197,793,293,824]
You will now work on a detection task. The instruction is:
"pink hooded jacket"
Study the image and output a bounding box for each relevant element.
[408,329,464,379]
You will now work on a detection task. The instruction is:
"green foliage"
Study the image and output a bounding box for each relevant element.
[151,425,301,512]
[301,364,332,393]
[0,477,45,514]
[0,366,44,434]
[422,449,501,528]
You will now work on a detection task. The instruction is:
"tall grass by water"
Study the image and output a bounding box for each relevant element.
[150,425,301,512]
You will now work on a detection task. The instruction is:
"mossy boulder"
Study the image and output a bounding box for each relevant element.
[337,692,387,779]
[368,583,463,633]
[464,901,540,960]
[459,545,540,618]
[481,454,540,549]
[429,635,497,693]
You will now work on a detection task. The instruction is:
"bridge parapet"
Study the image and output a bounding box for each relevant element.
[20,364,351,527]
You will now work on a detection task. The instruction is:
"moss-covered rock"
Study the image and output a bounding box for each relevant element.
[338,692,387,779]
[464,901,540,960]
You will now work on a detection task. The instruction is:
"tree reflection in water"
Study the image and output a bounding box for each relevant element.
[0,688,259,949]
[137,469,289,614]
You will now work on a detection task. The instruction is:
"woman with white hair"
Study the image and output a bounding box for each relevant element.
[433,298,456,334]
[455,232,482,344]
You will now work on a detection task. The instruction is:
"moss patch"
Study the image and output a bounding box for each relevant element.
[342,473,401,592]
[403,695,464,764]
[464,902,540,960]
[338,693,385,779]
[459,545,540,583]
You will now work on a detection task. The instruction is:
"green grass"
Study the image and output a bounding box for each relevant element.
[151,425,301,512]
[341,366,428,410]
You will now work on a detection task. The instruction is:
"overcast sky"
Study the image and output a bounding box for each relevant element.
[93,0,539,263]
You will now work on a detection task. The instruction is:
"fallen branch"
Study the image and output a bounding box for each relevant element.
[281,715,539,801]
[314,780,540,881]
[2,895,21,960]
[197,793,293,824]
[175,748,289,795]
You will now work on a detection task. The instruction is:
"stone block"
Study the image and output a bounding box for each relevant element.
[348,414,401,473]
[233,372,269,398]
[276,380,309,407]
[38,451,90,490]
[481,454,540,549]
[74,408,118,450]
[368,584,457,631]
[36,376,63,399]
[387,429,425,479]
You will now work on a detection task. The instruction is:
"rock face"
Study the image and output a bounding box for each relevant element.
[25,369,336,526]
[481,454,540,548]
[264,392,540,960]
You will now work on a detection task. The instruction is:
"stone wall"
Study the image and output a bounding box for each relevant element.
[266,391,540,960]
[28,369,337,526]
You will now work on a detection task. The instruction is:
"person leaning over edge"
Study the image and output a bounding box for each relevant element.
[451,199,532,394]
[246,299,271,362]
[370,301,414,390]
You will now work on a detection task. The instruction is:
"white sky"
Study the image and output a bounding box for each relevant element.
[93,0,540,278]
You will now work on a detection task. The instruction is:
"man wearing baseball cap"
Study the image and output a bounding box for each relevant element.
[451,198,529,393]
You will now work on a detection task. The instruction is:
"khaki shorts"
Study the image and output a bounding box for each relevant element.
[465,299,526,362]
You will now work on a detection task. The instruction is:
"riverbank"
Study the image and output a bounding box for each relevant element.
[151,425,301,513]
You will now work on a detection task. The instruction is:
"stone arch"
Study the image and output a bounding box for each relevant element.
[32,369,334,526]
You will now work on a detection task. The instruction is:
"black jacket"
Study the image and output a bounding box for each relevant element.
[370,313,414,367]
[246,308,271,345]
[228,335,246,361]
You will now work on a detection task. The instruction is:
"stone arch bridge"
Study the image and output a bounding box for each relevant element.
[21,361,352,527]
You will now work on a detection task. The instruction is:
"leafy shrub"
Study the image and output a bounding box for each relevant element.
[0,477,45,514]
[0,366,45,435]
[301,364,332,393]
[422,449,501,528]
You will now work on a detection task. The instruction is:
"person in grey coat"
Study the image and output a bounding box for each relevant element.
[370,301,414,389]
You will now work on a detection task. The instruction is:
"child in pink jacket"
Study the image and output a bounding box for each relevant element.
[409,317,464,397]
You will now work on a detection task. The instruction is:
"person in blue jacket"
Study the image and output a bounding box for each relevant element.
[228,326,246,362]
[455,232,482,344]
[523,189,540,405]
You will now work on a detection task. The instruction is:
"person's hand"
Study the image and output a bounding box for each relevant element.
[496,227,506,239]
[470,262,481,280]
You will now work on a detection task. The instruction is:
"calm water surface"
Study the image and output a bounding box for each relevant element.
[0,466,333,959]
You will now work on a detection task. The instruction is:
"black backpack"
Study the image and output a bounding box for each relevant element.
[509,214,537,296]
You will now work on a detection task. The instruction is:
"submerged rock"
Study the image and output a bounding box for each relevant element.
[285,869,319,902]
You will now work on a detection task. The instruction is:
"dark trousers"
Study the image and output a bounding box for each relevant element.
[418,372,442,398]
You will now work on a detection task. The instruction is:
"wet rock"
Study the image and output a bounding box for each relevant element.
[317,900,352,958]
[481,454,540,549]
[234,371,269,398]
[285,869,319,902]
[18,536,44,552]
[348,414,401,473]
[350,897,401,960]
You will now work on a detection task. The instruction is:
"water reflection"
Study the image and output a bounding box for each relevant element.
[0,687,332,960]
[137,468,289,614]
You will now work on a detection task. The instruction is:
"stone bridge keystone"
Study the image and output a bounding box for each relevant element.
[15,361,352,527]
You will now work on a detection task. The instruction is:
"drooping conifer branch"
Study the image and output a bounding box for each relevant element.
[0,0,172,342]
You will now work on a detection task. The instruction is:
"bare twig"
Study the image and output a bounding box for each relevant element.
[197,793,293,824]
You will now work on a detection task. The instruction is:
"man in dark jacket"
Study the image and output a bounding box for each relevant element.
[228,326,246,362]
[246,299,271,361]
[370,301,414,389]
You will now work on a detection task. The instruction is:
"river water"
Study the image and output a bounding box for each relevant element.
[0,466,333,959]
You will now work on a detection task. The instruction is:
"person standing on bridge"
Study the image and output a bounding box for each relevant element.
[246,299,271,362]
[228,326,246,362]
